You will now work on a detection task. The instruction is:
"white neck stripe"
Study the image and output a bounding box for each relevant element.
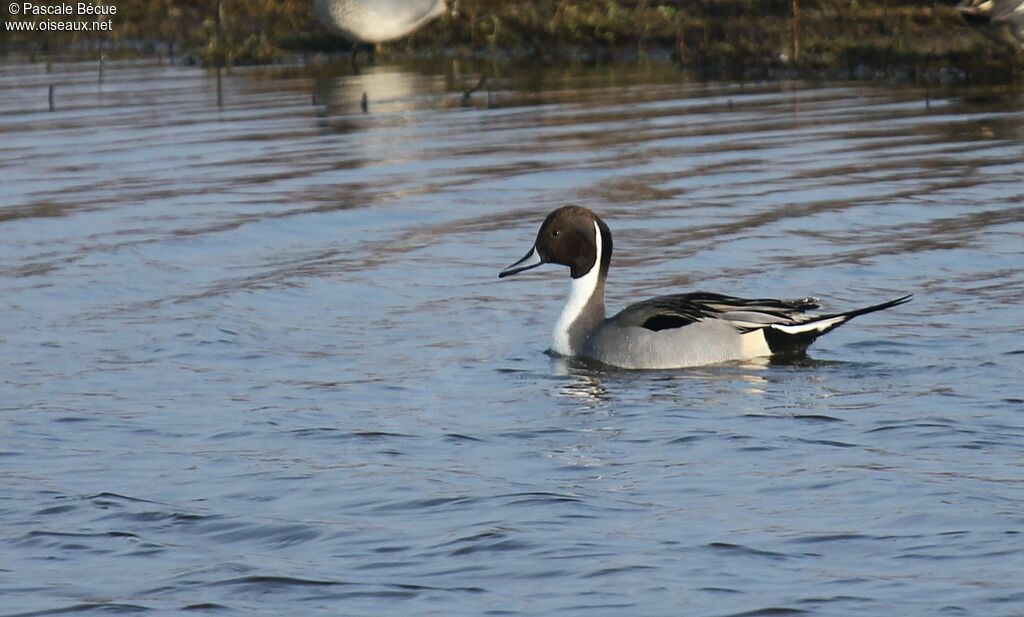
[551,220,602,356]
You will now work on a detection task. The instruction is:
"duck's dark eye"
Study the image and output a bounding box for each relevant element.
[552,229,560,237]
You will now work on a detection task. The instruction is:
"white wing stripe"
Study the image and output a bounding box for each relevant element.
[770,315,846,334]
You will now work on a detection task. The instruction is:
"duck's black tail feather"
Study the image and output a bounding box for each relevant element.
[763,294,912,355]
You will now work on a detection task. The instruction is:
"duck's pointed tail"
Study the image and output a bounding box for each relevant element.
[763,294,912,355]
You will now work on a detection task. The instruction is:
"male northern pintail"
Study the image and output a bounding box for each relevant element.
[959,0,1024,52]
[499,206,911,369]
[314,0,447,44]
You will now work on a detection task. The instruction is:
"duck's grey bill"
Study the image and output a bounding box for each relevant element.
[499,247,543,278]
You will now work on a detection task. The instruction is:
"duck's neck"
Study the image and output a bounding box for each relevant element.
[551,221,608,356]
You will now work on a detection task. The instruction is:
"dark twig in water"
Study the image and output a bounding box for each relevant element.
[460,75,489,107]
[48,84,54,112]
[361,91,368,113]
[216,67,224,108]
[350,43,374,74]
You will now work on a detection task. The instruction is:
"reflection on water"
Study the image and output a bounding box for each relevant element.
[314,67,448,116]
[1,56,1023,616]
[553,355,775,402]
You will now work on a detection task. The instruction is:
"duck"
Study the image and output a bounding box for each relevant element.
[313,0,447,45]
[958,0,1024,52]
[499,206,911,369]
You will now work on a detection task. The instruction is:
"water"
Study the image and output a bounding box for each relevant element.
[2,57,1023,616]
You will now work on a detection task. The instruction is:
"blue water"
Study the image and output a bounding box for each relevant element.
[2,58,1023,616]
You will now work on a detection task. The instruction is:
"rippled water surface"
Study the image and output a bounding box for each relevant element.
[2,58,1023,616]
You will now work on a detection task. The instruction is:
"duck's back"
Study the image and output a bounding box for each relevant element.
[580,292,829,369]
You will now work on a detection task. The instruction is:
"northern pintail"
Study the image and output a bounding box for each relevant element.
[499,206,911,369]
[314,0,447,44]
[959,0,1024,52]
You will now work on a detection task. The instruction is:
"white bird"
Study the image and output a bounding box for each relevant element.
[314,0,448,44]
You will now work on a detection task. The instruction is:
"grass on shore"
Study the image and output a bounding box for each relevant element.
[0,1,1017,79]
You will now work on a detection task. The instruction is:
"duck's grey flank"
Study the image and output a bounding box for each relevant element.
[500,206,911,369]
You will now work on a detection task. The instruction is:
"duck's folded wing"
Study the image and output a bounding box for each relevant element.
[613,292,821,332]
